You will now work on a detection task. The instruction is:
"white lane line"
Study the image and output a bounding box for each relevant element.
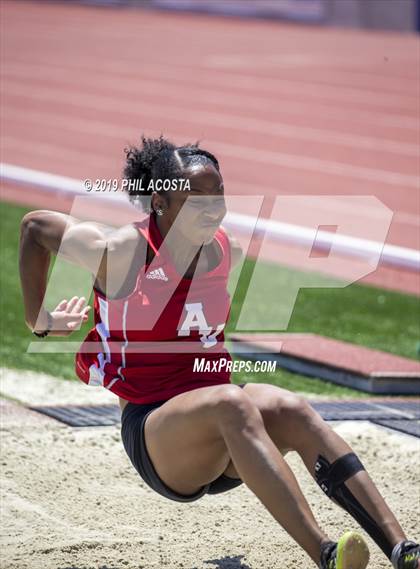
[6,58,417,130]
[2,87,418,188]
[213,140,419,188]
[4,53,419,113]
[1,163,419,272]
[205,53,419,82]
[2,69,419,157]
[3,64,419,140]
[1,135,112,170]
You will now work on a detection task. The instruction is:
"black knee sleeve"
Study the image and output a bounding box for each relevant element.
[315,453,393,559]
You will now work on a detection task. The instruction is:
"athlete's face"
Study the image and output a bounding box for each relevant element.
[166,163,227,245]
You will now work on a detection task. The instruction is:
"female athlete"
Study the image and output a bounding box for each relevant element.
[19,136,419,569]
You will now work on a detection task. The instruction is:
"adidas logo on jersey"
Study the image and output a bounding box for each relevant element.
[146,267,169,281]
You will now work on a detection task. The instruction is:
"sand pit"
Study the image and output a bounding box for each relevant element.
[1,368,419,569]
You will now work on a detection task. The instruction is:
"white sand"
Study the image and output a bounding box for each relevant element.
[0,367,419,569]
[0,367,118,406]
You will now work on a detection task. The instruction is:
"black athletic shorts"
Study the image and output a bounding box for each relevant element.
[120,383,247,502]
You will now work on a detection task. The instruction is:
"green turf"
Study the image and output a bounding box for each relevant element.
[0,201,94,380]
[227,257,420,360]
[1,200,419,398]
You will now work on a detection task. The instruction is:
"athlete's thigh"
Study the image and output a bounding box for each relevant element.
[213,382,296,480]
[143,383,241,495]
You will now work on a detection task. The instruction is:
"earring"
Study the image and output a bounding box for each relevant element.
[155,208,164,216]
[132,195,141,208]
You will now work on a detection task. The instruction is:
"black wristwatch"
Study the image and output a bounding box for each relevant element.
[32,311,53,338]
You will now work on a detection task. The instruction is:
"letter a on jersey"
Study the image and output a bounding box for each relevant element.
[178,302,224,349]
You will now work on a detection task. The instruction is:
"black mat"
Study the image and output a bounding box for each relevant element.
[370,419,420,438]
[29,400,420,437]
[28,404,121,427]
[378,401,420,418]
[310,401,420,421]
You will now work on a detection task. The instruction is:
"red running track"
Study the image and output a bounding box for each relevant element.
[1,1,419,294]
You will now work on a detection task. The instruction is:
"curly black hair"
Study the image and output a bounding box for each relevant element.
[123,134,220,212]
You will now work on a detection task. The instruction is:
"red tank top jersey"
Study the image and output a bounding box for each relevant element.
[75,213,234,403]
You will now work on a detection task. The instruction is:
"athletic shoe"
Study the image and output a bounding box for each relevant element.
[320,531,370,569]
[391,541,420,569]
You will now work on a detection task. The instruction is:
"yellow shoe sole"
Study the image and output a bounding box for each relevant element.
[336,531,370,569]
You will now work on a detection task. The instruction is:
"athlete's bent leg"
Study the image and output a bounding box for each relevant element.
[240,383,416,566]
[144,383,332,565]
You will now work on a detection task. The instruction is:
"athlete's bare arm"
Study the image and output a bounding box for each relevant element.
[19,209,143,335]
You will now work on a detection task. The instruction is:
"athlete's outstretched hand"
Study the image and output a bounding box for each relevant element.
[35,296,91,337]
